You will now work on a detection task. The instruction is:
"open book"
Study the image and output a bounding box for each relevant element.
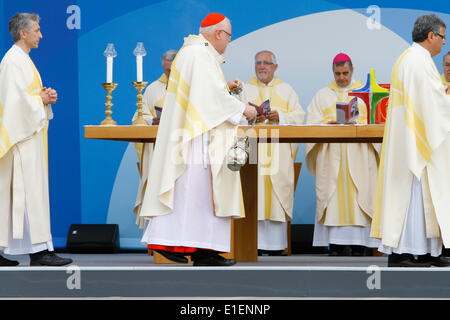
[249,99,271,117]
[154,106,163,118]
[336,97,359,123]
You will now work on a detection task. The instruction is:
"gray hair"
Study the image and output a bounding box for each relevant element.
[255,50,277,65]
[199,18,229,35]
[412,14,446,43]
[162,50,178,62]
[9,13,40,42]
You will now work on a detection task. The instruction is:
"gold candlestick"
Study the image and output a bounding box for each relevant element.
[100,83,118,126]
[132,81,149,126]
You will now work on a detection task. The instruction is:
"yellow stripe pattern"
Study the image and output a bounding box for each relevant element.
[335,144,357,226]
[167,57,208,139]
[372,49,434,237]
[389,50,432,162]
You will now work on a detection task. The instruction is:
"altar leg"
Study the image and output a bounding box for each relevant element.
[223,162,258,262]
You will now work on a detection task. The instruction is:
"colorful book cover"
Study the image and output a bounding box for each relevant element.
[154,106,163,118]
[248,99,271,117]
[336,97,359,123]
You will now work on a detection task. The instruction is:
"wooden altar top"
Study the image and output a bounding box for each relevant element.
[84,124,385,143]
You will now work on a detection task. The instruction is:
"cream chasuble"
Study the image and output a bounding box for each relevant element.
[306,80,379,231]
[242,77,305,223]
[0,46,52,248]
[371,43,450,249]
[133,74,168,228]
[139,34,246,221]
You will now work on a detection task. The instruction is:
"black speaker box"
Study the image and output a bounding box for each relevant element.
[66,224,120,253]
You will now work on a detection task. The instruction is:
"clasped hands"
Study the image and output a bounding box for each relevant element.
[39,87,58,105]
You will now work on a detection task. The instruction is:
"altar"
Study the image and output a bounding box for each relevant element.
[84,124,384,262]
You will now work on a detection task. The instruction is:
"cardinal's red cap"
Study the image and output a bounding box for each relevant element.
[201,13,226,28]
[333,53,352,64]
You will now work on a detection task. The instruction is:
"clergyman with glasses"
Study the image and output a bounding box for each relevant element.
[371,14,450,267]
[240,50,305,256]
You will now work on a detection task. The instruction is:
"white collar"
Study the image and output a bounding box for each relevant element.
[411,42,431,58]
[12,44,28,56]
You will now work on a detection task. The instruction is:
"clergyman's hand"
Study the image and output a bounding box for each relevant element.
[267,111,279,124]
[228,79,242,92]
[244,105,257,122]
[46,87,58,104]
[256,114,266,123]
[41,87,58,105]
[39,89,51,105]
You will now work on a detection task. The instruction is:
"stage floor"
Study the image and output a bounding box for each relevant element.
[1,253,450,299]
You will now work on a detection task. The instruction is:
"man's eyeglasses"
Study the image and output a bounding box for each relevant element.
[435,32,446,40]
[220,30,232,39]
[255,61,274,66]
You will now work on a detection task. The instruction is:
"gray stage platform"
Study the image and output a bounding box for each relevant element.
[1,253,450,299]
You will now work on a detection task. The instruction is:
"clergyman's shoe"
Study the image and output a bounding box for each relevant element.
[351,245,368,256]
[388,253,431,268]
[192,251,236,267]
[258,249,287,256]
[29,250,73,267]
[154,250,188,264]
[329,244,351,256]
[0,255,19,267]
[417,254,450,267]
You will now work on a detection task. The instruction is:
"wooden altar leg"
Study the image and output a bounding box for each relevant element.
[223,162,258,262]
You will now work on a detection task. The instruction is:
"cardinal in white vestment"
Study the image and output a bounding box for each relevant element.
[139,13,257,266]
[371,14,450,267]
[0,13,72,267]
[305,53,380,256]
[240,50,305,255]
[133,49,177,229]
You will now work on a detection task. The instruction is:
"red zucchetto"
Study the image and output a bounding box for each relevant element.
[333,53,352,64]
[201,12,226,28]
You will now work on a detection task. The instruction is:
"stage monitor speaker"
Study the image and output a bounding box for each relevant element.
[66,224,120,253]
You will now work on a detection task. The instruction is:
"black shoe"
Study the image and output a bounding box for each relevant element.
[268,250,288,256]
[258,249,287,256]
[351,245,366,256]
[154,250,188,264]
[0,255,19,267]
[29,250,73,267]
[192,250,236,267]
[417,254,450,267]
[329,244,351,256]
[388,253,431,267]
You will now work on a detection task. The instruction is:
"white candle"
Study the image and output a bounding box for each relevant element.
[106,56,113,83]
[136,55,143,82]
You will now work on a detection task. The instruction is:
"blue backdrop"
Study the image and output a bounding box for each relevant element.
[1,0,449,249]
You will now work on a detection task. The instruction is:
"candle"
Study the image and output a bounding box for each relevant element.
[107,56,113,83]
[103,43,117,84]
[133,42,147,83]
[136,55,143,82]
